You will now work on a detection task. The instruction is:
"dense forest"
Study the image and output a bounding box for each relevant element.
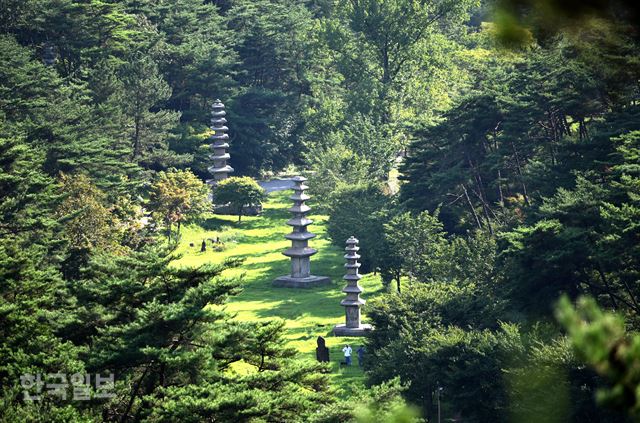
[1,0,640,421]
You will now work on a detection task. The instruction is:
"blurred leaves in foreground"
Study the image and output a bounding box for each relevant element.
[493,0,639,46]
[558,295,640,415]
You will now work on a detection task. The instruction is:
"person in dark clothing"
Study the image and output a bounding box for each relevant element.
[315,336,330,362]
[356,346,365,367]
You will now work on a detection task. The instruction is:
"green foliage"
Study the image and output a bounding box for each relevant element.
[493,0,639,46]
[329,0,477,119]
[212,176,266,222]
[326,183,393,273]
[0,135,57,241]
[400,32,640,234]
[0,35,140,192]
[120,53,186,171]
[148,169,210,237]
[62,245,335,422]
[366,281,623,422]
[380,211,499,294]
[503,333,606,423]
[56,172,124,279]
[0,119,86,420]
[338,114,398,179]
[0,240,87,421]
[143,0,238,120]
[382,211,448,287]
[305,143,371,207]
[56,173,117,252]
[224,0,316,175]
[391,33,640,421]
[2,0,640,420]
[557,295,640,416]
[313,378,418,423]
[366,279,515,421]
[499,109,640,321]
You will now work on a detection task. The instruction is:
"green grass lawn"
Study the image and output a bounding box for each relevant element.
[174,190,385,395]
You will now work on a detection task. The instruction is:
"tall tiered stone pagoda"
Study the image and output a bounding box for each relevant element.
[273,176,331,288]
[333,236,372,336]
[207,100,233,186]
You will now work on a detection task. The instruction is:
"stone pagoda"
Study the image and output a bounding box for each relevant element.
[207,100,233,186]
[333,236,372,336]
[273,176,331,288]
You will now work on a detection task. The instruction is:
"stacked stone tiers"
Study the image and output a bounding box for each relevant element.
[207,100,233,185]
[333,236,372,336]
[273,176,331,288]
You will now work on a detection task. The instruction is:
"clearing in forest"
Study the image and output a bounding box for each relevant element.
[175,191,385,395]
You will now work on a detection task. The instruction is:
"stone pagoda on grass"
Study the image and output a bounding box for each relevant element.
[207,100,233,186]
[333,236,372,336]
[273,176,331,288]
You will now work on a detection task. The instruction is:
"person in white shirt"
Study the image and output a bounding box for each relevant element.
[342,344,352,366]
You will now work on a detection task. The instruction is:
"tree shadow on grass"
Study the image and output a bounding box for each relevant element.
[227,242,347,322]
[280,324,336,341]
[211,190,374,351]
[234,231,288,244]
[200,216,236,231]
[206,208,290,234]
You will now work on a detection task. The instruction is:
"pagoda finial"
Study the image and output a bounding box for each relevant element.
[207,100,233,186]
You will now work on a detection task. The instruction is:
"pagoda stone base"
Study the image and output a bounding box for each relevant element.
[272,275,331,288]
[333,324,373,337]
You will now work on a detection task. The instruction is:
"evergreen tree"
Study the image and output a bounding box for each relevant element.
[66,247,332,422]
[0,133,85,420]
[225,0,316,174]
[119,54,187,171]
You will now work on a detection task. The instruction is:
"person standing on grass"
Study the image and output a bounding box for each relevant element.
[342,344,352,366]
[357,345,365,367]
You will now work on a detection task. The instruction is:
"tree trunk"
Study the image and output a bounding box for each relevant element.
[379,39,392,123]
[461,183,482,230]
[133,114,141,159]
[596,263,618,310]
[510,140,530,206]
[120,365,151,423]
[467,156,494,235]
[497,169,505,207]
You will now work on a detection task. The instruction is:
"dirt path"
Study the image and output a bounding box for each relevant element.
[259,178,296,193]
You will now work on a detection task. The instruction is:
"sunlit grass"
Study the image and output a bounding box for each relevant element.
[174,191,385,395]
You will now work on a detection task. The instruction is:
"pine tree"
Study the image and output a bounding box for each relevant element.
[66,247,332,422]
[119,53,187,171]
[0,133,85,420]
